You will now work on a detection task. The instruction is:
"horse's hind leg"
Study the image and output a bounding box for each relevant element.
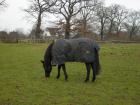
[62,64,68,81]
[91,63,96,82]
[56,65,61,79]
[85,63,91,82]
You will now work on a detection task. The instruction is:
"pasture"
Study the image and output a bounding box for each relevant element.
[0,43,140,105]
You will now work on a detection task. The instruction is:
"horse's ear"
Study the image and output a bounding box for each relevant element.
[41,60,44,63]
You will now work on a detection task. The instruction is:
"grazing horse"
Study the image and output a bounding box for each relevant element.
[41,38,101,82]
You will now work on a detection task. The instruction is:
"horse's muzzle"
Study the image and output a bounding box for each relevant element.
[45,74,50,78]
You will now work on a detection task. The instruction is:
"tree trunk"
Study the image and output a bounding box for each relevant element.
[116,29,120,37]
[35,12,42,39]
[65,19,70,39]
[83,19,87,37]
[100,30,104,40]
[108,21,113,34]
[100,23,104,40]
[129,32,133,40]
[129,27,134,40]
[116,25,121,38]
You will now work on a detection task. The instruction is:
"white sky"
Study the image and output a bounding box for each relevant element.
[0,0,140,33]
[106,0,140,10]
[0,0,30,33]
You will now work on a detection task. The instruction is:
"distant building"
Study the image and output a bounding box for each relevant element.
[42,27,64,39]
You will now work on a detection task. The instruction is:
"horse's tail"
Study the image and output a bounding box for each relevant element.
[94,46,101,75]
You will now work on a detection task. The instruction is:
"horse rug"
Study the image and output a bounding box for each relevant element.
[52,38,100,65]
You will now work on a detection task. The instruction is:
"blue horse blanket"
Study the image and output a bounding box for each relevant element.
[52,38,100,65]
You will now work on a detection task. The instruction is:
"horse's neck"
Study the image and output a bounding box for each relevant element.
[45,43,53,64]
[44,51,52,64]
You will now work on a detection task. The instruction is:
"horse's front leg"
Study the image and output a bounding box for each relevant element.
[85,63,91,82]
[62,64,68,81]
[91,63,96,82]
[56,65,61,79]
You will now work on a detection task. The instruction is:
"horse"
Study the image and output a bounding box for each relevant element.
[41,38,101,82]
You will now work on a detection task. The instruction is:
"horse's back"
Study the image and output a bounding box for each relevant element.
[52,38,100,65]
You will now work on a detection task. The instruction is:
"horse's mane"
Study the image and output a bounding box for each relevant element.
[44,41,54,64]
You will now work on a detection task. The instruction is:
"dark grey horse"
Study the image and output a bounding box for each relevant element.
[41,38,101,82]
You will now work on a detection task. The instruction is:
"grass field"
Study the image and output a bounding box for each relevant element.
[0,43,140,105]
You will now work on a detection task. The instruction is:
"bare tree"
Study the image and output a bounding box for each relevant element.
[114,5,128,36]
[0,0,6,6]
[0,0,7,9]
[51,0,85,39]
[78,0,99,37]
[24,0,56,39]
[55,19,65,35]
[106,4,120,34]
[124,10,140,40]
[95,2,108,40]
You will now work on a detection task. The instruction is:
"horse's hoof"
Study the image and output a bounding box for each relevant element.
[65,76,68,81]
[65,77,68,81]
[85,79,89,82]
[56,76,59,79]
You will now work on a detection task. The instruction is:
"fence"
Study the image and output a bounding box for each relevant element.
[97,40,140,44]
[0,37,59,43]
[0,38,140,44]
[18,39,53,43]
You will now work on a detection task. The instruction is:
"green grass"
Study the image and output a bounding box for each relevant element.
[0,43,140,105]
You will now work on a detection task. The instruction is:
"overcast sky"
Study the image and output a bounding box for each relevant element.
[0,0,140,33]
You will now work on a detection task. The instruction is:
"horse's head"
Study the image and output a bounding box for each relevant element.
[41,60,52,78]
[41,42,54,78]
